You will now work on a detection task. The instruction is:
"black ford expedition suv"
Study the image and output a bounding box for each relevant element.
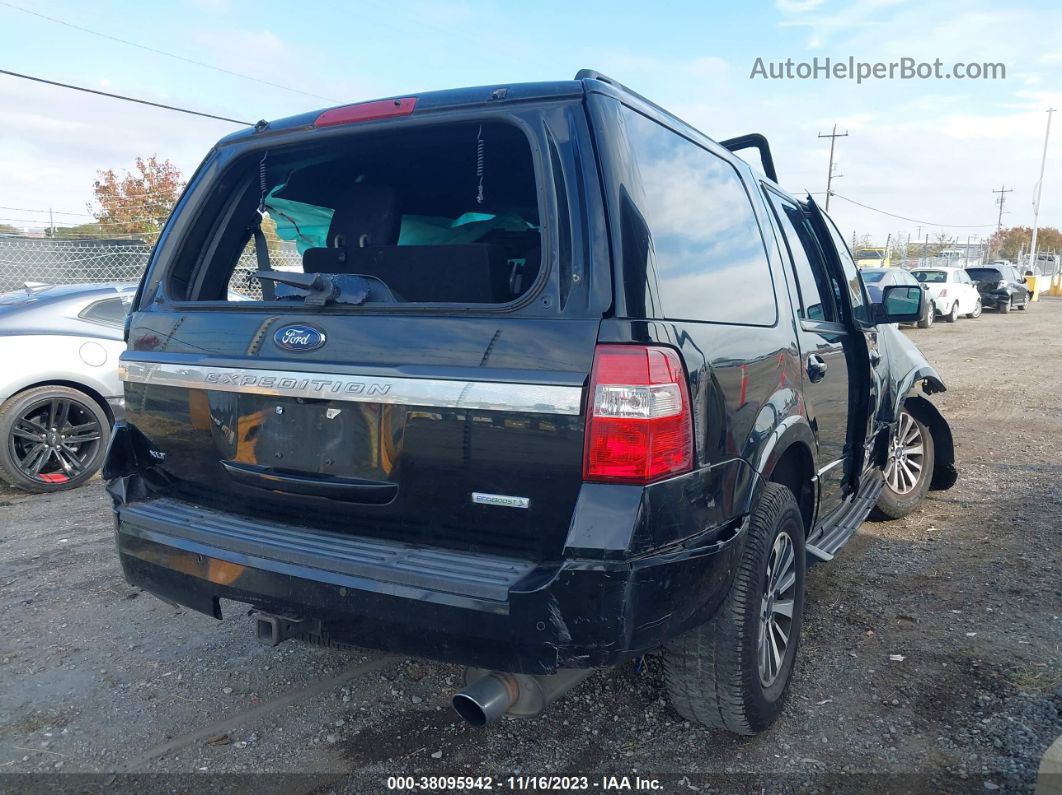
[106,70,956,735]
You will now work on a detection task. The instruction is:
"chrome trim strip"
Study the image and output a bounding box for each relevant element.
[816,458,844,477]
[119,361,583,416]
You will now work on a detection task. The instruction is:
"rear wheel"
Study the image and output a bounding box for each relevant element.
[0,385,110,493]
[967,299,982,319]
[945,302,959,323]
[664,483,805,735]
[917,302,934,328]
[999,298,1011,314]
[873,409,934,520]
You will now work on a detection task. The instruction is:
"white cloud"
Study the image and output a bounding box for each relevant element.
[775,0,827,13]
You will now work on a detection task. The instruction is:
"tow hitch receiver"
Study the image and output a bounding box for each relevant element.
[253,612,320,646]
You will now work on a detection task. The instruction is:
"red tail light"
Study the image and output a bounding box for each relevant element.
[583,345,694,484]
[314,97,417,128]
[939,288,949,297]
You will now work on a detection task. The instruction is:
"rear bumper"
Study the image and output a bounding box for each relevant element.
[116,498,744,674]
[976,290,1011,307]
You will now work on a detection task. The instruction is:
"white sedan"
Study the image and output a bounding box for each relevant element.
[0,282,134,492]
[910,267,982,322]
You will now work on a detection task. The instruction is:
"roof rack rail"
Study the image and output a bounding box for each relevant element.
[576,69,779,183]
[574,68,672,120]
[718,133,778,183]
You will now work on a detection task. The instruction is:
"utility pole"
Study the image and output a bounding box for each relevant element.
[48,207,54,238]
[993,185,1012,232]
[818,124,848,211]
[1028,107,1055,274]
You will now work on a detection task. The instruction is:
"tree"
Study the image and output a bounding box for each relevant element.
[91,156,184,244]
[987,226,1062,260]
[0,223,19,235]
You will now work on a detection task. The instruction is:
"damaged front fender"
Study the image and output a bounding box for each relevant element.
[876,324,957,490]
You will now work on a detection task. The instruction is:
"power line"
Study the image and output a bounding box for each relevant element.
[0,68,251,125]
[0,204,92,217]
[0,1,333,102]
[829,193,998,228]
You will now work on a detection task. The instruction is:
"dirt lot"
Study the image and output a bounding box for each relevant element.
[1,300,1060,794]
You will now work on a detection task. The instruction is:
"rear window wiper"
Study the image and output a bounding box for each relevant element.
[253,270,401,306]
[254,270,349,307]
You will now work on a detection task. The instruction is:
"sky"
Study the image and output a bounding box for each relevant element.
[1,0,1060,249]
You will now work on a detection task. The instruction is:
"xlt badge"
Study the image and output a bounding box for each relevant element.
[472,492,530,509]
[274,324,326,352]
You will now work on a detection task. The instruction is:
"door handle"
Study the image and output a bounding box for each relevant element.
[807,354,828,383]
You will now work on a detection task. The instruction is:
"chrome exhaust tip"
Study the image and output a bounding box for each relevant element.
[451,668,594,727]
[451,673,519,727]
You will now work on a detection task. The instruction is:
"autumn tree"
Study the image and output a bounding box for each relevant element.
[0,223,19,235]
[90,156,184,244]
[987,225,1062,260]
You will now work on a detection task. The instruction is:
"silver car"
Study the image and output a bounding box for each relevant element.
[0,282,134,492]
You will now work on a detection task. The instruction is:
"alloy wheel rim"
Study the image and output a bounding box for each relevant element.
[883,411,925,495]
[758,531,797,687]
[972,300,981,318]
[9,398,102,484]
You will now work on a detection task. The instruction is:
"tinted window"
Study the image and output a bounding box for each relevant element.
[821,212,870,324]
[622,108,776,325]
[765,191,835,322]
[80,296,130,325]
[913,271,945,282]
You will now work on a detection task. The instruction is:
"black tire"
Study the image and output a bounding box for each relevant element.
[664,483,805,735]
[967,299,982,319]
[917,303,934,329]
[872,408,935,520]
[1018,297,1028,310]
[0,385,110,493]
[999,298,1011,314]
[945,302,959,323]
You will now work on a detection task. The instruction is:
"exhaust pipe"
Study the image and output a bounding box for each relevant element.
[451,668,594,727]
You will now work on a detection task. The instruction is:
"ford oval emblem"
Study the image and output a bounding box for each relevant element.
[273,324,326,352]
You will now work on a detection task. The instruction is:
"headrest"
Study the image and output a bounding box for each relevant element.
[326,185,401,248]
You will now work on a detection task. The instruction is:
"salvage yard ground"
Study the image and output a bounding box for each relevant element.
[1,301,1060,793]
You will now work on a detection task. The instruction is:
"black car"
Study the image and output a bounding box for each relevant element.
[965,263,1031,313]
[106,70,956,735]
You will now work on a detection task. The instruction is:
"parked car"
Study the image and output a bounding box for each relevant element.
[965,264,1031,313]
[861,267,936,328]
[0,282,134,492]
[106,70,956,736]
[853,247,891,268]
[910,267,982,321]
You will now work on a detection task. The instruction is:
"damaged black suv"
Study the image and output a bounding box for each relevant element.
[106,70,956,735]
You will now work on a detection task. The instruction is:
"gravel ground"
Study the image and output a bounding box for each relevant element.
[1,299,1060,794]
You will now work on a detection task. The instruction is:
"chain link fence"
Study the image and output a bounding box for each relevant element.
[0,236,303,297]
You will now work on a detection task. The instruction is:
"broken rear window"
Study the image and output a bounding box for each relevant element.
[176,121,543,307]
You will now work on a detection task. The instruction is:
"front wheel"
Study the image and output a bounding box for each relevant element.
[1018,296,1028,310]
[873,409,935,520]
[664,483,805,735]
[967,299,982,319]
[0,385,110,493]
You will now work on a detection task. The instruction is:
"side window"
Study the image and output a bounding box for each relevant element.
[79,296,131,326]
[621,107,777,325]
[764,190,836,323]
[820,212,870,324]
